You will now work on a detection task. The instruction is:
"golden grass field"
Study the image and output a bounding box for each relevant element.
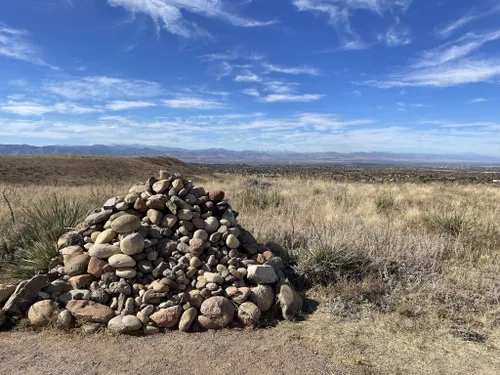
[1,161,500,374]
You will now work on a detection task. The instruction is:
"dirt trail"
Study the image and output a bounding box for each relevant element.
[0,329,344,375]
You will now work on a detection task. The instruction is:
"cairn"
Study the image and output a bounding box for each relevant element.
[0,171,303,334]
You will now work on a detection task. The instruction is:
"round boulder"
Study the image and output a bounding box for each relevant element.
[27,300,57,327]
[120,233,145,256]
[108,254,136,268]
[238,302,261,327]
[250,285,274,312]
[111,214,142,234]
[200,296,235,328]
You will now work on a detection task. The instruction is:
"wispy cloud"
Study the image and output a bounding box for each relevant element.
[0,23,57,69]
[261,93,324,102]
[44,76,163,100]
[377,23,411,47]
[0,100,101,116]
[105,100,156,110]
[469,97,487,104]
[292,0,412,49]
[436,6,500,38]
[242,88,260,97]
[107,0,276,39]
[262,62,320,76]
[234,70,262,82]
[162,96,226,109]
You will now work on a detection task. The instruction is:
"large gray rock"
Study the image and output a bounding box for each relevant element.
[3,274,51,316]
[108,315,142,333]
[250,284,274,312]
[85,209,113,226]
[120,233,145,256]
[276,282,303,320]
[110,214,142,234]
[27,300,57,327]
[59,289,90,305]
[246,265,277,284]
[0,284,16,305]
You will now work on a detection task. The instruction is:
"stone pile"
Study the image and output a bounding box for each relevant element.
[0,171,303,334]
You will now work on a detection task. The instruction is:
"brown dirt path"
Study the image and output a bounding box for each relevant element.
[0,329,345,375]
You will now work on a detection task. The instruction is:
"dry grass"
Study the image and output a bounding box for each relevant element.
[1,174,500,373]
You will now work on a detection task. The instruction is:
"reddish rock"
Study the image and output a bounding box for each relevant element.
[263,251,274,262]
[197,315,219,330]
[149,306,183,328]
[87,257,108,278]
[69,274,94,289]
[66,300,115,323]
[200,296,235,328]
[208,190,225,203]
[64,253,90,277]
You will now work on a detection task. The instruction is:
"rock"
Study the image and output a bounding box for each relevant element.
[189,238,205,257]
[85,209,113,226]
[153,180,170,194]
[238,302,261,327]
[57,309,74,328]
[226,234,240,249]
[149,306,183,328]
[64,253,90,276]
[87,257,109,278]
[209,190,225,202]
[69,274,94,289]
[276,282,303,320]
[88,288,110,305]
[246,265,277,284]
[179,307,197,332]
[197,315,219,330]
[61,246,83,264]
[43,279,71,295]
[81,323,102,334]
[89,244,121,259]
[66,300,115,323]
[108,254,136,268]
[111,214,142,234]
[120,233,145,256]
[59,289,90,305]
[250,285,274,312]
[0,284,16,305]
[143,325,160,335]
[58,232,84,249]
[177,209,193,221]
[116,268,137,279]
[103,197,118,210]
[3,274,51,316]
[161,214,177,228]
[95,229,117,244]
[27,300,56,327]
[231,287,250,304]
[0,311,5,328]
[108,315,143,333]
[147,209,163,225]
[200,296,235,328]
[204,217,219,233]
[204,273,223,285]
[172,178,184,190]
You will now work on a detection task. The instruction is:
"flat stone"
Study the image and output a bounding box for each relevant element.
[95,229,117,244]
[87,257,108,278]
[85,209,113,226]
[89,244,121,259]
[3,274,51,316]
[66,300,115,323]
[116,268,137,279]
[69,274,94,289]
[179,307,197,332]
[108,254,136,268]
[246,265,277,284]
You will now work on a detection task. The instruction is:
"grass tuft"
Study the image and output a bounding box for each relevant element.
[234,185,286,210]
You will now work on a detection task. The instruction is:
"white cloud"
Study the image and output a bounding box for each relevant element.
[242,88,260,97]
[415,30,500,68]
[44,76,163,100]
[262,63,320,76]
[261,93,324,102]
[105,100,156,110]
[469,98,487,104]
[107,0,276,39]
[352,90,361,96]
[0,23,56,69]
[378,24,411,47]
[360,58,500,88]
[234,70,262,82]
[0,100,101,116]
[162,96,226,109]
[436,6,500,38]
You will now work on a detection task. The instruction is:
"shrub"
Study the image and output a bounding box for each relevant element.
[3,194,94,279]
[424,209,474,237]
[234,186,286,210]
[375,193,395,212]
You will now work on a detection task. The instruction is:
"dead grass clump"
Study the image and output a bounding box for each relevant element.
[233,185,286,210]
[424,208,475,237]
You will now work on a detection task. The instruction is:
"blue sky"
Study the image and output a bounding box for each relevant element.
[0,0,500,155]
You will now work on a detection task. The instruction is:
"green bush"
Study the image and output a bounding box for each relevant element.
[2,194,94,279]
[234,186,286,210]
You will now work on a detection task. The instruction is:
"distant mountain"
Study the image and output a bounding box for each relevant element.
[1,144,499,165]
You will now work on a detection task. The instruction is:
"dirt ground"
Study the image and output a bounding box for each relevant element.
[0,328,344,375]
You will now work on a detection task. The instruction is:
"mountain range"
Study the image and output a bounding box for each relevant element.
[1,144,499,165]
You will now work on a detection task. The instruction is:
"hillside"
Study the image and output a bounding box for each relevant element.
[0,156,209,186]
